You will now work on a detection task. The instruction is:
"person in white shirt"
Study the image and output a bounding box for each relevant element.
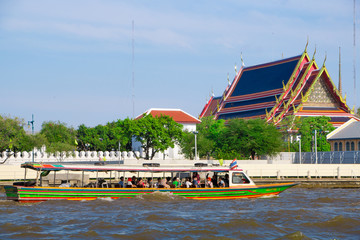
[185,178,192,188]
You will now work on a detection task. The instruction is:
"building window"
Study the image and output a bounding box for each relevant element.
[339,142,343,151]
[358,142,360,151]
[351,142,355,151]
[334,142,338,151]
[346,142,350,151]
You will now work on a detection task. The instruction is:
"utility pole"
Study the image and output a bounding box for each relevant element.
[28,114,35,162]
[193,131,198,160]
[354,0,357,108]
[132,20,135,118]
[314,129,317,164]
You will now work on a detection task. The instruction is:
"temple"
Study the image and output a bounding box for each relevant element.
[199,46,359,127]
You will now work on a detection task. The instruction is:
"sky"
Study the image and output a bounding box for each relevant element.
[1,0,359,131]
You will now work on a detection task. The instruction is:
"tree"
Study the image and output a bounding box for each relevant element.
[179,117,225,159]
[297,116,335,152]
[76,124,97,151]
[0,115,40,153]
[41,121,77,159]
[76,118,134,152]
[278,115,302,152]
[107,118,134,152]
[132,114,183,160]
[220,118,283,160]
[357,107,360,117]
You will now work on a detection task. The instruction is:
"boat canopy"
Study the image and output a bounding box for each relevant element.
[21,162,242,173]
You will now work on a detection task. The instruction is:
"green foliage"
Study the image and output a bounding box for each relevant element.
[297,116,335,152]
[180,117,282,160]
[179,131,196,159]
[278,116,335,152]
[179,116,225,160]
[0,115,39,152]
[357,107,360,117]
[219,118,282,159]
[76,118,134,152]
[132,114,183,160]
[40,121,77,158]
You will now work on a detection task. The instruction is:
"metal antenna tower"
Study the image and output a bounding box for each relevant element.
[339,47,342,95]
[354,0,357,108]
[132,20,135,118]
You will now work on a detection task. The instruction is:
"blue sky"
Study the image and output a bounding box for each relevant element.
[1,0,359,131]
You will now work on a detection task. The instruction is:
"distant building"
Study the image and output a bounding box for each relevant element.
[200,46,359,127]
[327,119,360,151]
[133,108,201,159]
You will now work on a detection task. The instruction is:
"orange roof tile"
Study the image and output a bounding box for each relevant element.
[136,108,201,124]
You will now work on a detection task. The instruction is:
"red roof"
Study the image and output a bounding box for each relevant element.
[135,108,201,124]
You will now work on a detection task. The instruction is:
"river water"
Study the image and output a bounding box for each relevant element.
[0,187,359,239]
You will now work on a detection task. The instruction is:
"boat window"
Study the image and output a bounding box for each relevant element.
[232,172,249,184]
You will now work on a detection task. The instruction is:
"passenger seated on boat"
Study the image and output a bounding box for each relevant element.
[127,178,134,188]
[212,175,219,188]
[171,177,179,188]
[192,177,200,188]
[166,177,171,185]
[160,178,170,188]
[218,177,226,188]
[185,178,192,188]
[137,178,145,188]
[119,177,125,188]
[206,177,213,188]
[224,174,229,187]
[131,176,137,185]
[147,178,153,188]
[155,178,162,188]
[143,179,149,188]
[59,180,71,187]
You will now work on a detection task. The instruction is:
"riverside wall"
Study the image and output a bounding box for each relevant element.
[0,160,360,181]
[0,150,360,181]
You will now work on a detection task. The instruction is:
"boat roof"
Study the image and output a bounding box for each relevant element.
[21,162,243,173]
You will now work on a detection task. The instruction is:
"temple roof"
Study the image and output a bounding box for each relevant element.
[230,55,301,97]
[200,47,358,127]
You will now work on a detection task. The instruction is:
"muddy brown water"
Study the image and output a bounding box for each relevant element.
[0,187,359,239]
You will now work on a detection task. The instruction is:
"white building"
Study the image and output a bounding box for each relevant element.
[132,108,201,159]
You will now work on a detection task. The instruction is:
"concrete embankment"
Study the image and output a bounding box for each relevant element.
[253,178,360,188]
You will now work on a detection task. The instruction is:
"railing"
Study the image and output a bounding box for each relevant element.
[293,151,360,164]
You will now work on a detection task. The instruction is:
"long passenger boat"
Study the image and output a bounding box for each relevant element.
[4,162,298,202]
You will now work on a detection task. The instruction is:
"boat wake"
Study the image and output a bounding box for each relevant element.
[258,194,279,199]
[135,191,184,201]
[97,197,114,202]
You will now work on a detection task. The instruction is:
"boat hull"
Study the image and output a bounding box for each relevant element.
[4,183,298,202]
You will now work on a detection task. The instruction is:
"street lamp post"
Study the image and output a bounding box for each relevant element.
[118,141,121,164]
[297,135,301,164]
[28,114,34,162]
[193,131,198,160]
[314,129,317,164]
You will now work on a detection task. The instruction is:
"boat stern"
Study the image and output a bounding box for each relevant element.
[4,185,19,201]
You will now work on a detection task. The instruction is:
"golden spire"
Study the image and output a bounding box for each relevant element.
[312,45,316,60]
[322,52,327,67]
[304,37,309,53]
